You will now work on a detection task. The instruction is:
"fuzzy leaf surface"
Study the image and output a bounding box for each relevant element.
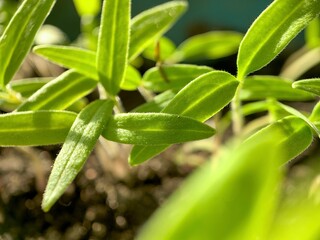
[129,1,187,61]
[102,113,215,145]
[17,70,97,111]
[130,71,239,165]
[142,64,213,92]
[96,0,130,95]
[0,110,76,146]
[237,0,320,79]
[42,99,114,212]
[0,0,56,87]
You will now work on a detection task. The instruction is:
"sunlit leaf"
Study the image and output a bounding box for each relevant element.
[0,0,56,87]
[292,78,320,96]
[241,75,315,101]
[96,0,130,95]
[42,99,114,212]
[129,1,187,61]
[137,132,283,240]
[73,0,100,17]
[142,64,213,92]
[102,113,215,145]
[143,37,176,62]
[306,17,320,49]
[9,78,52,97]
[17,70,97,111]
[237,0,320,79]
[0,110,76,146]
[130,71,239,165]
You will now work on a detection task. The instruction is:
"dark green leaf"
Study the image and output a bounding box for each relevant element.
[42,99,114,212]
[0,110,76,146]
[0,0,56,87]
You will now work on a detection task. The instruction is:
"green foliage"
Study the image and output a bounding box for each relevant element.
[1,0,320,236]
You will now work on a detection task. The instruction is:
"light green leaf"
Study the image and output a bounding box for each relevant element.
[241,75,315,101]
[42,99,114,212]
[132,90,176,113]
[142,64,213,92]
[0,110,76,146]
[292,78,320,96]
[306,17,320,49]
[17,70,97,111]
[237,0,320,79]
[34,45,140,90]
[96,0,130,96]
[9,78,52,97]
[0,0,56,88]
[137,131,283,240]
[309,101,320,124]
[102,113,215,145]
[73,0,100,17]
[143,37,176,62]
[170,31,243,62]
[246,116,313,164]
[130,71,239,165]
[129,1,187,61]
[34,45,98,80]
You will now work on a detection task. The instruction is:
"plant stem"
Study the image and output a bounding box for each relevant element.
[231,80,244,135]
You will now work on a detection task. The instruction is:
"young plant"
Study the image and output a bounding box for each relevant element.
[1,0,320,238]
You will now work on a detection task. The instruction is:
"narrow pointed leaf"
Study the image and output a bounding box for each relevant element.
[0,0,56,87]
[237,0,320,79]
[102,113,215,145]
[171,31,243,62]
[129,1,187,61]
[42,99,114,212]
[292,78,320,96]
[130,71,239,165]
[142,64,213,92]
[96,0,130,95]
[17,70,97,111]
[9,78,52,97]
[137,132,283,240]
[246,116,313,164]
[241,75,315,101]
[0,110,76,146]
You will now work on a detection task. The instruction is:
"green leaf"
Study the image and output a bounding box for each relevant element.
[96,0,130,96]
[102,113,215,145]
[0,0,56,87]
[292,78,320,96]
[34,45,140,90]
[132,90,176,113]
[309,101,320,124]
[129,1,187,61]
[237,0,320,79]
[246,116,313,164]
[17,70,97,111]
[130,71,239,165]
[42,99,114,212]
[137,131,283,240]
[73,0,100,17]
[0,110,76,146]
[9,78,52,97]
[142,64,213,92]
[170,31,243,62]
[306,17,320,49]
[241,75,315,101]
[34,45,98,80]
[143,37,176,62]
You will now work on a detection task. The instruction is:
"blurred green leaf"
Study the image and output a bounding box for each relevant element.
[130,71,239,165]
[137,132,283,240]
[142,64,213,92]
[42,99,114,212]
[143,37,176,62]
[0,0,56,87]
[9,78,52,97]
[17,70,97,111]
[121,65,142,91]
[246,116,313,164]
[292,78,320,96]
[102,113,215,145]
[237,0,320,79]
[171,31,243,62]
[0,110,76,146]
[306,17,320,49]
[241,75,315,101]
[129,1,187,61]
[96,0,130,95]
[73,0,100,17]
[309,101,320,124]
